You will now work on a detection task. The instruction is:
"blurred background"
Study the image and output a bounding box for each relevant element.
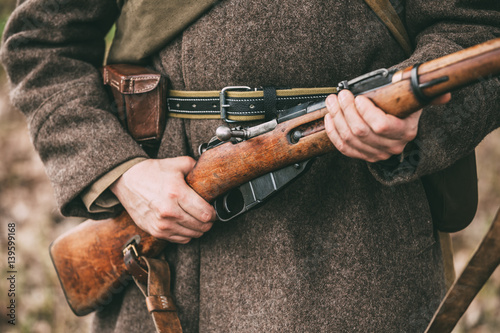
[0,0,499,332]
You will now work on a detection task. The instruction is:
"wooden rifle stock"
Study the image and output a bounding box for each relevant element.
[50,38,500,316]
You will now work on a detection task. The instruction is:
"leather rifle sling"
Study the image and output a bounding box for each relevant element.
[124,246,183,333]
[425,208,500,333]
[363,0,412,56]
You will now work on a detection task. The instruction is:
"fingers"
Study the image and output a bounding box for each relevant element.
[324,110,389,161]
[110,157,216,244]
[141,193,215,243]
[178,187,217,223]
[169,155,197,175]
[148,199,214,244]
[355,95,419,142]
[157,156,216,223]
[147,171,216,242]
[325,90,421,162]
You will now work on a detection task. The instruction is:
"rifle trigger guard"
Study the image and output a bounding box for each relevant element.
[214,159,315,221]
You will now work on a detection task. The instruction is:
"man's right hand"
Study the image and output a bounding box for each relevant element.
[110,157,216,244]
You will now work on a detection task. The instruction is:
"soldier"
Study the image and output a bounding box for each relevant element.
[2,0,500,332]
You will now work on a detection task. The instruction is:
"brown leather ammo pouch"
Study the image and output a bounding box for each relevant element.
[102,64,166,149]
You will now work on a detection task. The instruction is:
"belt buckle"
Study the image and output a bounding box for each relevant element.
[220,86,252,123]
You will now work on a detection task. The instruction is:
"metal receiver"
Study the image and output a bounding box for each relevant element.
[337,68,395,95]
[198,99,328,221]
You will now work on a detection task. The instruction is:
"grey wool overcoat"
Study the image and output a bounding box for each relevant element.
[2,0,500,332]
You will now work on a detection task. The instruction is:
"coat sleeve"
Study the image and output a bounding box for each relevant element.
[368,0,500,185]
[1,0,149,218]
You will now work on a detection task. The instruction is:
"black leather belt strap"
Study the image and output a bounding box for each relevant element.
[263,86,278,120]
[167,87,338,122]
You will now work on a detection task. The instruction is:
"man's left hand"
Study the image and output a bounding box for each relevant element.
[324,90,450,162]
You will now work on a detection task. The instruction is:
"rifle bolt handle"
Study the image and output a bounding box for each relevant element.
[216,126,248,141]
[291,130,303,143]
[216,126,233,141]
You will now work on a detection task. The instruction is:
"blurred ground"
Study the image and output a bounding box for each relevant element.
[0,78,92,332]
[0,1,499,332]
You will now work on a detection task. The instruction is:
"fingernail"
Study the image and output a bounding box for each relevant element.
[354,96,362,110]
[202,212,211,222]
[325,94,335,108]
[338,90,347,104]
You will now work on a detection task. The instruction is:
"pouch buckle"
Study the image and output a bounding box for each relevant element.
[220,86,252,123]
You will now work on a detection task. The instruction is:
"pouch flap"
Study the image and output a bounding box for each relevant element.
[102,64,161,94]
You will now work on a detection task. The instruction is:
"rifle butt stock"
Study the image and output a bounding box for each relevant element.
[49,211,166,316]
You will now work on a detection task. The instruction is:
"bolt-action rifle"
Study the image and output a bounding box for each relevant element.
[50,38,500,317]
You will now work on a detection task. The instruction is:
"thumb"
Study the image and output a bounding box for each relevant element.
[171,156,197,175]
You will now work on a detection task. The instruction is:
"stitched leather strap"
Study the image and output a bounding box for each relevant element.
[135,258,182,333]
[167,87,337,121]
[363,0,413,56]
[124,246,182,333]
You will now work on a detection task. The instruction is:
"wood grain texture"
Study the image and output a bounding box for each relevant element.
[50,211,166,315]
[366,39,500,117]
[186,108,335,201]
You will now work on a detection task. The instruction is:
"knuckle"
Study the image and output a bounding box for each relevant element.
[379,152,392,161]
[200,222,213,233]
[351,124,369,137]
[325,122,334,137]
[371,121,390,135]
[367,154,387,163]
[338,130,352,143]
[201,214,214,224]
[165,191,180,202]
[364,154,378,163]
[404,129,418,142]
[157,221,175,232]
[177,238,191,244]
[326,102,340,116]
[388,145,405,156]
[191,231,204,239]
[149,229,163,239]
[157,207,178,220]
[334,139,347,154]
